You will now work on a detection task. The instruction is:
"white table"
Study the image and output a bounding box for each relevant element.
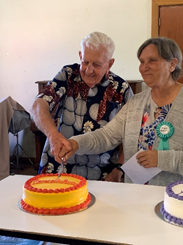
[0,175,182,245]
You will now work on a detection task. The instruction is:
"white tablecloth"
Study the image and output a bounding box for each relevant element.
[0,175,182,245]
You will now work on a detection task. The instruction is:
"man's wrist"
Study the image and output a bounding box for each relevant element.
[115,163,123,172]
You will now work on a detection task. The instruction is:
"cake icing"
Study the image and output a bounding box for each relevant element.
[20,173,91,215]
[160,180,183,227]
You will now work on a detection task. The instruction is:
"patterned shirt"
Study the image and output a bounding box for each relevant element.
[37,63,133,180]
[138,95,172,151]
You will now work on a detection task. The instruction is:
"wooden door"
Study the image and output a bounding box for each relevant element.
[152,1,183,83]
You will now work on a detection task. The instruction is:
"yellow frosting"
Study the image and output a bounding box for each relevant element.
[23,174,89,209]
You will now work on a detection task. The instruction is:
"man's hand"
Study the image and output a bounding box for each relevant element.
[136,150,158,168]
[105,168,123,182]
[48,131,72,163]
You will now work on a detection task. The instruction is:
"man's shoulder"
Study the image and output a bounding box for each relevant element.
[108,71,133,97]
[63,63,80,70]
[109,71,126,83]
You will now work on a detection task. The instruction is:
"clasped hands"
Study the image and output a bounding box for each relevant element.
[48,131,78,164]
[48,132,158,169]
[48,132,124,182]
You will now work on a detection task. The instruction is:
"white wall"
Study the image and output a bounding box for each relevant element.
[0,0,151,158]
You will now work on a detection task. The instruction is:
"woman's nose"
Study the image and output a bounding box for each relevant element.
[140,62,149,71]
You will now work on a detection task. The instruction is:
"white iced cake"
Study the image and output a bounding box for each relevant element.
[161,180,183,227]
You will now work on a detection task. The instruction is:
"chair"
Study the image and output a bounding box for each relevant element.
[0,96,32,180]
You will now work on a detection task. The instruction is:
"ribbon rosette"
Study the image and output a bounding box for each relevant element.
[156,121,174,150]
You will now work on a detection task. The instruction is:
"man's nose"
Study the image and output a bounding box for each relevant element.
[85,64,93,74]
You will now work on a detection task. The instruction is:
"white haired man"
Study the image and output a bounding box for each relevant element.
[30,31,133,182]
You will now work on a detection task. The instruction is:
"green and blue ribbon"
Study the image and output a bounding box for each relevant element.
[156,121,174,150]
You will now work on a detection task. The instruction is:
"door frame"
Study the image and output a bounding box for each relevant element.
[152,0,183,37]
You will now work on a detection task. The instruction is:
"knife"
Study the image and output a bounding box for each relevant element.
[57,158,65,178]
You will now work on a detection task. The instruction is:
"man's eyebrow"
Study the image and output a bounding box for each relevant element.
[93,61,102,65]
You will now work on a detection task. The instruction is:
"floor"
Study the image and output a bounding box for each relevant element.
[10,157,38,176]
[0,236,66,245]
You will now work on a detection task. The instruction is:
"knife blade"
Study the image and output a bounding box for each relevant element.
[57,158,65,178]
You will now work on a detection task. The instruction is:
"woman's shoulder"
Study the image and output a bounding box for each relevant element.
[130,88,151,101]
[119,88,151,113]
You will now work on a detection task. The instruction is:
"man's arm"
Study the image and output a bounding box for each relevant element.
[30,98,57,137]
[30,98,71,163]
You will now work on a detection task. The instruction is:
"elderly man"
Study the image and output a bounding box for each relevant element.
[31,31,133,182]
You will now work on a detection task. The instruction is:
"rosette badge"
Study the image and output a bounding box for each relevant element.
[156,121,174,150]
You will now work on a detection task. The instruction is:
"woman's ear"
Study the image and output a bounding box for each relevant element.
[170,58,178,72]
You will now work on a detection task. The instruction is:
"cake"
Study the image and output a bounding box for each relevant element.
[20,173,91,215]
[160,180,183,227]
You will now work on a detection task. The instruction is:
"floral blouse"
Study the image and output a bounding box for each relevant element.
[36,63,133,180]
[138,95,172,151]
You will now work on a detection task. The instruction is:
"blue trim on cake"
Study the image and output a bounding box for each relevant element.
[160,180,183,226]
[160,203,183,226]
[166,180,183,201]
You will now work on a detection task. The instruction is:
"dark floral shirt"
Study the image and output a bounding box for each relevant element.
[37,63,133,180]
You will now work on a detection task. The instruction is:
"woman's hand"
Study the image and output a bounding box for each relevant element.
[136,150,158,168]
[58,139,79,161]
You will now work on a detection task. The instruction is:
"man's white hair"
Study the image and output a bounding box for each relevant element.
[81,32,115,60]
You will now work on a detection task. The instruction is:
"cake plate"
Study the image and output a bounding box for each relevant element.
[18,192,95,216]
[154,201,183,228]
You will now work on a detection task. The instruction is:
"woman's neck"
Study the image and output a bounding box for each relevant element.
[151,81,182,107]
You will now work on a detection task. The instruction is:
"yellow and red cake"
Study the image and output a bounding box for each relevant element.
[20,173,91,215]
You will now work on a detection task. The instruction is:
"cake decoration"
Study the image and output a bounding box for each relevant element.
[20,173,92,215]
[160,180,183,227]
[156,121,174,150]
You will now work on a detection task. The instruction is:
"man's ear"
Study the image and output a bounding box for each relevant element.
[108,58,115,70]
[79,51,82,61]
[170,58,178,72]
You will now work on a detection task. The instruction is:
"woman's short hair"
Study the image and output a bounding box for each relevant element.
[81,32,115,60]
[137,37,183,81]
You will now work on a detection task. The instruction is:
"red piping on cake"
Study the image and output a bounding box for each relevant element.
[24,173,86,193]
[21,193,91,215]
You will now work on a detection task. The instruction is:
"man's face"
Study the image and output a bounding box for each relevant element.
[79,45,114,88]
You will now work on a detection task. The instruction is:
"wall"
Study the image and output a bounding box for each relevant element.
[0,0,151,158]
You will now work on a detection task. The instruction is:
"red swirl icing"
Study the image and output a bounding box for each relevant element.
[21,193,91,215]
[21,173,91,215]
[24,173,86,193]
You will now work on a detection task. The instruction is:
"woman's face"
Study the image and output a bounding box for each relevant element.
[139,44,172,88]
